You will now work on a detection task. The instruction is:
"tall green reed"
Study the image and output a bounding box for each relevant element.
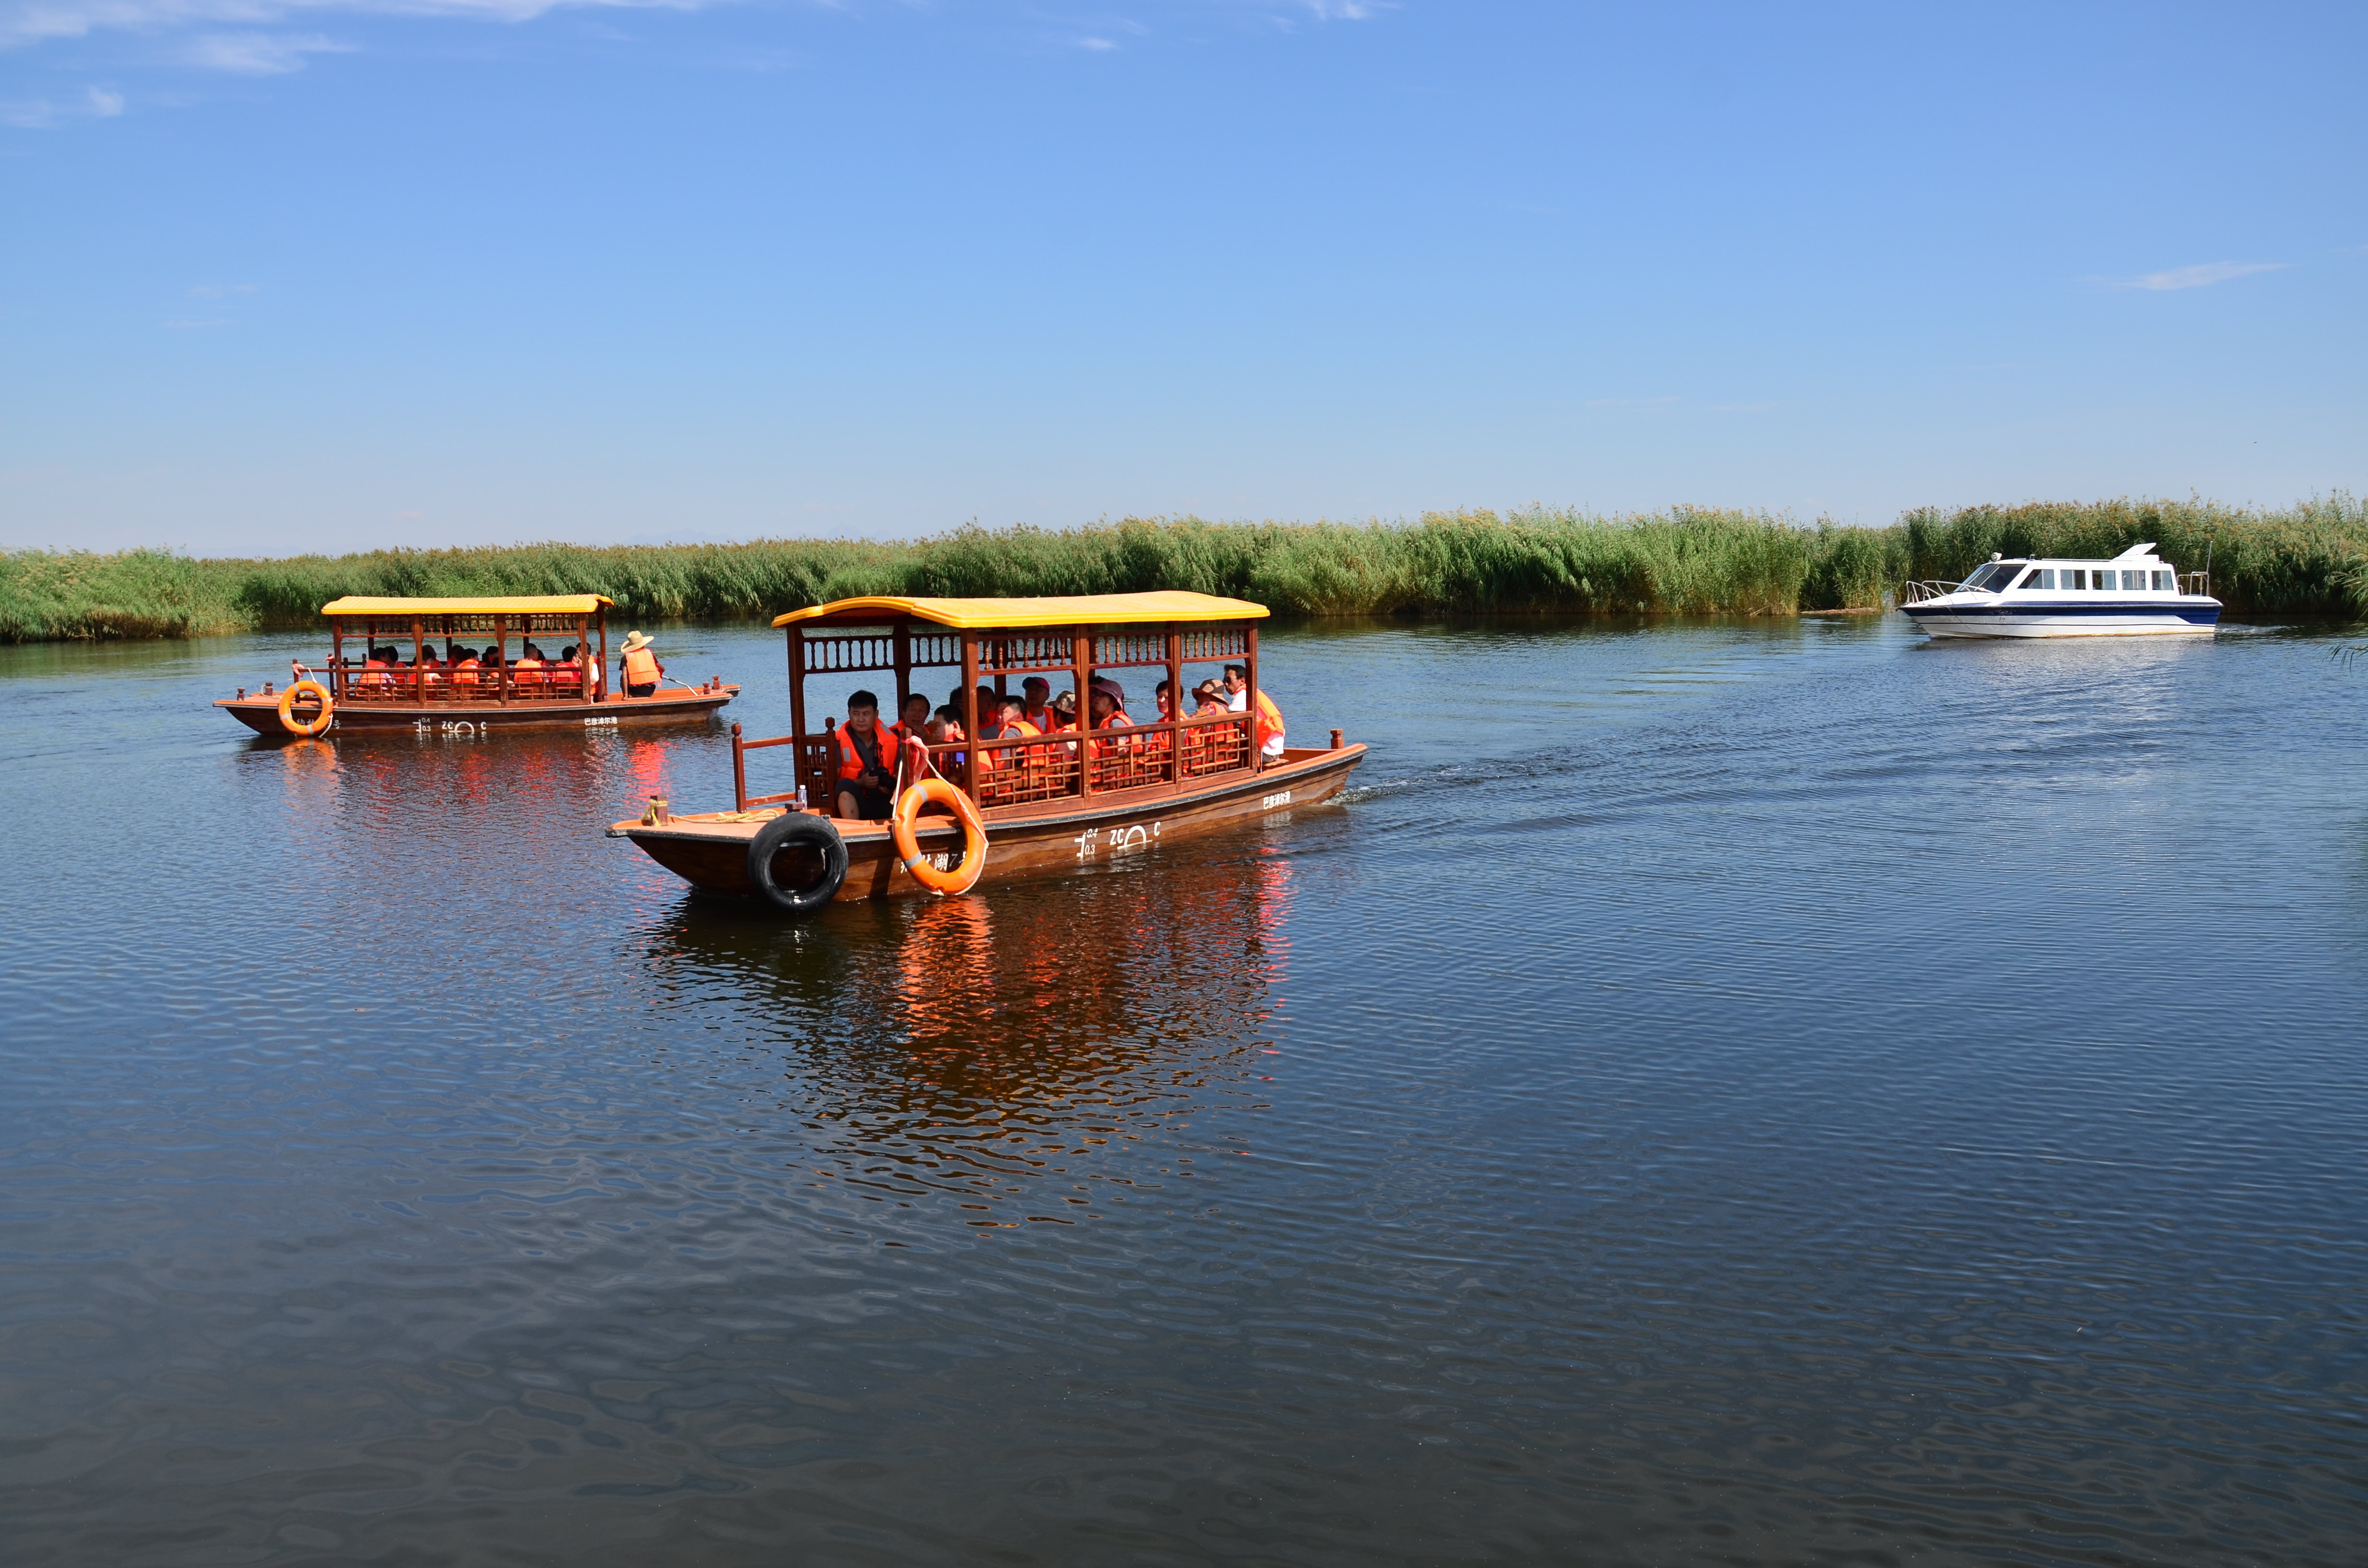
[5,496,2359,642]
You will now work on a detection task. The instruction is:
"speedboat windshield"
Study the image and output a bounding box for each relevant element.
[1962,562,2021,592]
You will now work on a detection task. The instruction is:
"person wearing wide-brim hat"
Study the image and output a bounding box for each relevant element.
[1087,676,1133,739]
[618,630,666,698]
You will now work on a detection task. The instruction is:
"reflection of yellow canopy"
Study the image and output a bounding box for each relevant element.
[321,595,613,616]
[772,591,1270,631]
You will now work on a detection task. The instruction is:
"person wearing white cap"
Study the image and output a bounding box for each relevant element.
[619,631,666,698]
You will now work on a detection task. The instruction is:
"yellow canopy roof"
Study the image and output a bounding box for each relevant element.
[321,595,613,617]
[772,590,1269,631]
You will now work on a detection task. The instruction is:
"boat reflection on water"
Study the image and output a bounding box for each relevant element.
[639,849,1299,1229]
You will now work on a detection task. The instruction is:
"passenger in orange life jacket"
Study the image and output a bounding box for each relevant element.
[1222,662,1286,758]
[973,685,1003,741]
[1087,679,1134,754]
[1021,676,1055,735]
[834,689,899,821]
[556,644,601,693]
[618,631,664,698]
[982,692,1040,774]
[926,705,966,777]
[894,692,932,747]
[1147,680,1180,755]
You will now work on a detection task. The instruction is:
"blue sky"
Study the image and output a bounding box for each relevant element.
[2,1,2361,555]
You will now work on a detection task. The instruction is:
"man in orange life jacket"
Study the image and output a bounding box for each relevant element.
[890,692,932,747]
[835,690,899,821]
[981,692,1040,777]
[1021,676,1055,735]
[619,631,664,698]
[1222,663,1286,759]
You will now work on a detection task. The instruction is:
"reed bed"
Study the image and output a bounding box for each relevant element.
[4,497,2360,642]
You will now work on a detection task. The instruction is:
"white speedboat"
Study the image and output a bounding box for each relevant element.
[1899,544,2220,638]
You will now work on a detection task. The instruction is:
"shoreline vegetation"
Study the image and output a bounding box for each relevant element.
[4,496,2362,643]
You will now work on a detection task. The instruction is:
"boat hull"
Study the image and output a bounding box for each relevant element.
[1901,602,2220,639]
[217,686,738,737]
[615,744,1366,903]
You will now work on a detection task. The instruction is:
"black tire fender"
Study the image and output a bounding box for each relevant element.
[745,812,848,916]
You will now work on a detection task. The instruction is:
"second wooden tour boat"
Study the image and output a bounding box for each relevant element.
[611,591,1365,912]
[214,595,737,737]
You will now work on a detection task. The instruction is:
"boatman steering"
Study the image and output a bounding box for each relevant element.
[619,631,666,698]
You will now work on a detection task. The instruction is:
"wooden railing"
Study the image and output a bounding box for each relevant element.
[963,731,1082,808]
[730,723,803,810]
[332,665,601,703]
[739,710,1260,815]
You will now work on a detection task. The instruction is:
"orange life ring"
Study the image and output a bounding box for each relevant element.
[890,777,988,896]
[277,678,334,737]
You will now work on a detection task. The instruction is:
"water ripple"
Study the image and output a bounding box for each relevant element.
[1,618,2364,1565]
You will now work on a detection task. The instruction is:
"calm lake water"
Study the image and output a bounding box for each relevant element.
[4,616,2365,1567]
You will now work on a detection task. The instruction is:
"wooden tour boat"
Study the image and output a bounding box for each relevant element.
[611,591,1366,912]
[215,595,737,737]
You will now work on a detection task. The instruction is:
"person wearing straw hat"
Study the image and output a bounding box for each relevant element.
[618,631,666,698]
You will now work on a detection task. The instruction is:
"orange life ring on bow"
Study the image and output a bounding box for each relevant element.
[277,678,334,736]
[890,777,988,896]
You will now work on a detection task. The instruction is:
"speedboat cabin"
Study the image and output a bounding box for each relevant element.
[1899,544,2220,638]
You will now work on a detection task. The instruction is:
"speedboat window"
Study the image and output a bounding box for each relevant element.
[2122,570,2145,590]
[2021,568,2053,589]
[2151,570,2171,590]
[1965,563,2018,591]
[2065,569,2084,590]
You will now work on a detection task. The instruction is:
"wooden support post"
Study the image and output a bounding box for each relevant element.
[411,617,425,704]
[1245,623,1260,773]
[961,630,982,798]
[597,612,609,703]
[331,623,344,700]
[1165,625,1184,787]
[494,618,508,705]
[578,616,590,701]
[732,722,748,812]
[788,629,809,804]
[893,623,912,724]
[1072,629,1093,799]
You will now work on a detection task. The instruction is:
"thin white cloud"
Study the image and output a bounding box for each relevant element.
[186,28,345,69]
[0,81,122,122]
[1303,0,1373,16]
[189,281,258,297]
[2114,260,2288,292]
[1074,34,1115,49]
[1,0,712,51]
